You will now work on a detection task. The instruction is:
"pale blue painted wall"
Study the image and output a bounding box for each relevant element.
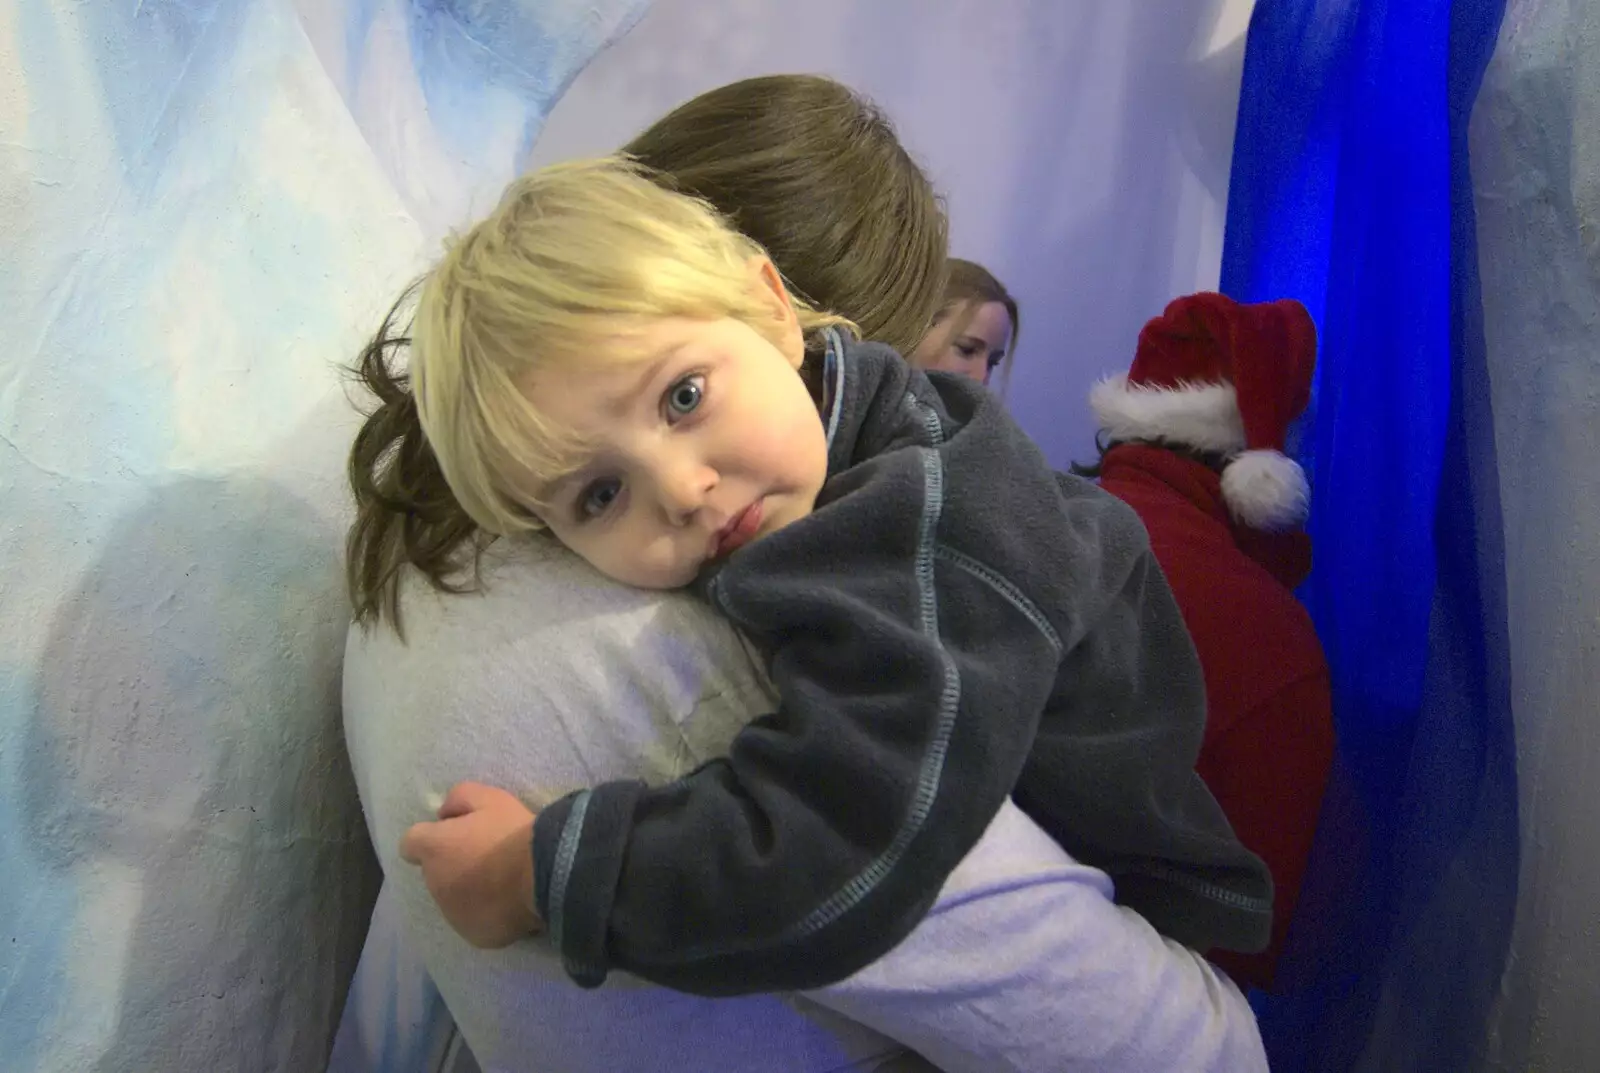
[0,2,646,1069]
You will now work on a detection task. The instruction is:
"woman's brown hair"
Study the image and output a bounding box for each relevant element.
[346,74,949,632]
[625,75,946,356]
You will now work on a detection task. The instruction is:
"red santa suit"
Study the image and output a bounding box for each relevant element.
[1090,292,1335,991]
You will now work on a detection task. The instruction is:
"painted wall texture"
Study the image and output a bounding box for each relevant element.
[0,2,646,1070]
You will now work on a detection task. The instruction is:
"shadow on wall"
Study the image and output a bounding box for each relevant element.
[21,471,380,1072]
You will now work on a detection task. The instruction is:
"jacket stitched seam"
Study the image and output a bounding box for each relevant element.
[933,545,1064,655]
[547,788,592,959]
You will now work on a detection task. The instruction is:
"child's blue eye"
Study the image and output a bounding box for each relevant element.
[664,374,705,420]
[579,477,622,519]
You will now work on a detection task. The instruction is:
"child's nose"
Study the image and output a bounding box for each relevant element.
[656,457,717,524]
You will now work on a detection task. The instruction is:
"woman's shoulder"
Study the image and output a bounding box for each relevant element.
[343,539,757,714]
[371,539,676,653]
[340,540,773,853]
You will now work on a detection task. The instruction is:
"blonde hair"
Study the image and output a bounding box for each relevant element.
[347,76,946,633]
[410,155,853,541]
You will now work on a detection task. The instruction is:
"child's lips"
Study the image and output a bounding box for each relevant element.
[712,500,764,559]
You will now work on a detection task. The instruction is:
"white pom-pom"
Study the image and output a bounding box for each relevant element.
[1221,449,1309,530]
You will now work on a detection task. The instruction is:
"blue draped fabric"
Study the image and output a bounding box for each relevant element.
[1219,1,1519,1069]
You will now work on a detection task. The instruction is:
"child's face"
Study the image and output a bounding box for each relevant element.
[524,269,828,590]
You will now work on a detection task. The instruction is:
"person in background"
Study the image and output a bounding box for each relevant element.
[909,258,1018,388]
[1082,291,1336,991]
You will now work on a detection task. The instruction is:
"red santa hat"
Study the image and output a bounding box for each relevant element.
[1090,292,1318,531]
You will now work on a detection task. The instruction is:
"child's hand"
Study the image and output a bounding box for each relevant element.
[399,782,545,949]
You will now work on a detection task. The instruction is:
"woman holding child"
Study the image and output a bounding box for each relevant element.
[343,74,1269,1072]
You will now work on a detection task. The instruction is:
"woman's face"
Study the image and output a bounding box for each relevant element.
[909,299,1012,385]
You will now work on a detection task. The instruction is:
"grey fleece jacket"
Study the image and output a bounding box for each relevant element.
[531,332,1273,997]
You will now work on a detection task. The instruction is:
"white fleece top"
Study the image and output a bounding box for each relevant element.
[341,539,1267,1073]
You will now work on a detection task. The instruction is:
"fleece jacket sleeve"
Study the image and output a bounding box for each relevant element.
[529,360,1061,997]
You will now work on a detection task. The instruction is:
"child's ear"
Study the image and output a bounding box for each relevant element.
[749,256,804,369]
[749,256,793,320]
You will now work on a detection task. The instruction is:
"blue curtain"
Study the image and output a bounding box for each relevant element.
[1219,2,1519,1070]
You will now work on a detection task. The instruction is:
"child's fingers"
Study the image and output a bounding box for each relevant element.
[399,820,435,865]
[438,781,496,819]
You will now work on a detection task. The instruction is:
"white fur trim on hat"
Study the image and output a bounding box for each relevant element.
[1089,375,1248,453]
[1221,449,1309,531]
